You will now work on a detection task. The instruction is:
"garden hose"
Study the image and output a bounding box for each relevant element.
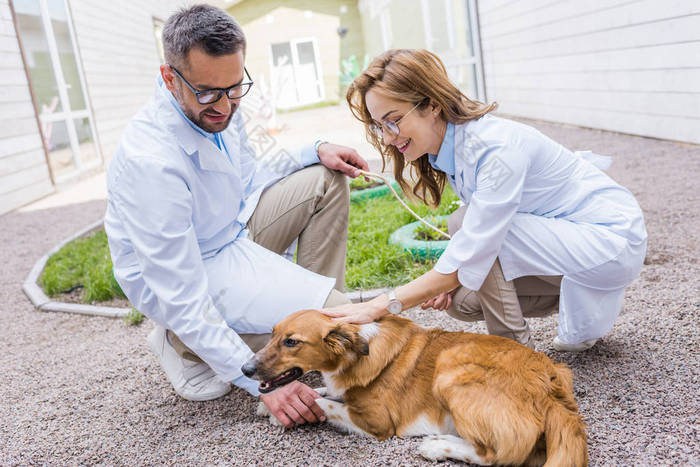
[357,170,452,240]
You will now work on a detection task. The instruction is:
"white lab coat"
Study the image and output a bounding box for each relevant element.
[104,78,334,388]
[433,115,647,344]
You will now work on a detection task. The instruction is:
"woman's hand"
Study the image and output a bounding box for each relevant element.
[421,288,458,311]
[320,299,388,324]
[321,270,460,324]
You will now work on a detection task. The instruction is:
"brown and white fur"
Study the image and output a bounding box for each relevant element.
[243,310,588,466]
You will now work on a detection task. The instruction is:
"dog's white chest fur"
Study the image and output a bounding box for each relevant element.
[321,370,344,399]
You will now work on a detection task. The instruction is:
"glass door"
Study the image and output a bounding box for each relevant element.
[13,0,101,182]
[293,40,323,105]
[270,41,298,109]
[269,38,324,109]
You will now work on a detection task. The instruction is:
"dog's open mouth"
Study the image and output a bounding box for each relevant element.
[259,367,303,393]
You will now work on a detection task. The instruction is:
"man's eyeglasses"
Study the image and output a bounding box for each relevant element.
[369,101,421,140]
[169,65,254,105]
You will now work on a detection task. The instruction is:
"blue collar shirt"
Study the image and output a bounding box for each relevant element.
[428,121,456,184]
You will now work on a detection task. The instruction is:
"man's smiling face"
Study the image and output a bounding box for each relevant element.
[162,48,245,133]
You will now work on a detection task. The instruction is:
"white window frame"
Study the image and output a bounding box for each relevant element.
[467,0,487,102]
[379,9,392,51]
[420,0,486,102]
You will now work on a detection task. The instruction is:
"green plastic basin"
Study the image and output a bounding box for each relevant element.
[388,215,450,260]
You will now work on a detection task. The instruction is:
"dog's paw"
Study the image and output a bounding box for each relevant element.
[256,401,270,417]
[267,414,284,428]
[256,401,284,428]
[419,438,450,462]
[418,436,488,465]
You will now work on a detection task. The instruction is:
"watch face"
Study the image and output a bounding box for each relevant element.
[388,300,402,315]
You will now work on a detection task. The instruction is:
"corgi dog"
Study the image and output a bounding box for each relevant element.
[242,310,587,466]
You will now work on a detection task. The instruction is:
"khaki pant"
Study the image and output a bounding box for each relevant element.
[446,206,562,346]
[170,165,351,362]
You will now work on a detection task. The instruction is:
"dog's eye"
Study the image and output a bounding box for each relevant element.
[283,338,299,348]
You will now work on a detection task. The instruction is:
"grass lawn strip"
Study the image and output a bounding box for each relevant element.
[40,185,461,306]
[40,230,125,303]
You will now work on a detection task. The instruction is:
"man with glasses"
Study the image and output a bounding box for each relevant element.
[104,4,368,428]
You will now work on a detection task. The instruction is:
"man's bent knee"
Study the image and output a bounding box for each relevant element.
[324,166,350,200]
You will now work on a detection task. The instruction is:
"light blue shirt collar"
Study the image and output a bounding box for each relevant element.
[159,76,228,154]
[428,122,455,176]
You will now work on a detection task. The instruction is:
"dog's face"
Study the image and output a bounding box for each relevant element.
[241,309,369,393]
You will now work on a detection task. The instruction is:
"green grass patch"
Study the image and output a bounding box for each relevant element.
[40,230,125,303]
[345,186,460,290]
[414,216,449,241]
[123,308,145,326]
[349,177,383,191]
[39,185,461,302]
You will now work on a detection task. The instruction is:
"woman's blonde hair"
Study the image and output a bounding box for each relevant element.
[346,49,497,207]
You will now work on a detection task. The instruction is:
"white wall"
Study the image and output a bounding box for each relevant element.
[478,0,700,144]
[68,0,184,164]
[0,0,54,216]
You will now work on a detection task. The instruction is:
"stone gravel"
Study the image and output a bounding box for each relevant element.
[1,118,698,465]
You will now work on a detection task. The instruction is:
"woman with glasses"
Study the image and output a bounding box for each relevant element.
[322,49,647,351]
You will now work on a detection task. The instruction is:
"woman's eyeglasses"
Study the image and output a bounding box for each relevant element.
[369,101,421,140]
[169,65,254,105]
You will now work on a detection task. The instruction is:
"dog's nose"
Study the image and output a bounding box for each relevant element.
[241,359,257,378]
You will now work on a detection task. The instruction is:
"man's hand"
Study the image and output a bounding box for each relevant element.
[259,380,326,428]
[317,142,370,178]
[421,288,458,311]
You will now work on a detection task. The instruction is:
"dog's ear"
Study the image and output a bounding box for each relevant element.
[324,324,369,356]
[355,336,370,356]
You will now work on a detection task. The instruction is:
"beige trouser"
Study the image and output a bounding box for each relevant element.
[170,165,352,362]
[446,206,562,346]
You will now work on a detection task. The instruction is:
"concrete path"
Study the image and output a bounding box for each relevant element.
[1,115,698,465]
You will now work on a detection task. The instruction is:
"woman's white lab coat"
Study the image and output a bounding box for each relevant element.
[432,114,647,344]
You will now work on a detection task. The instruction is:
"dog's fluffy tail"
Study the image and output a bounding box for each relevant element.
[543,364,588,467]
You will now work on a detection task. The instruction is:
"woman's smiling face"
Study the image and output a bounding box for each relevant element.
[364,88,446,162]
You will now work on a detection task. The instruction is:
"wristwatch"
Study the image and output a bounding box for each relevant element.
[387,289,403,315]
[314,139,328,157]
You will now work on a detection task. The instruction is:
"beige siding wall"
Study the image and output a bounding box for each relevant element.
[234,6,340,103]
[478,0,700,144]
[228,0,365,105]
[0,0,53,216]
[68,0,184,165]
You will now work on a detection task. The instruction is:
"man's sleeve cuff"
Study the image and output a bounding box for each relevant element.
[233,374,261,397]
[300,142,321,167]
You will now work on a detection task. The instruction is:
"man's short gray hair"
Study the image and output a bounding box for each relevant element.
[162,4,246,69]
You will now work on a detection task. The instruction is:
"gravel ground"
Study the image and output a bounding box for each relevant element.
[1,118,698,466]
